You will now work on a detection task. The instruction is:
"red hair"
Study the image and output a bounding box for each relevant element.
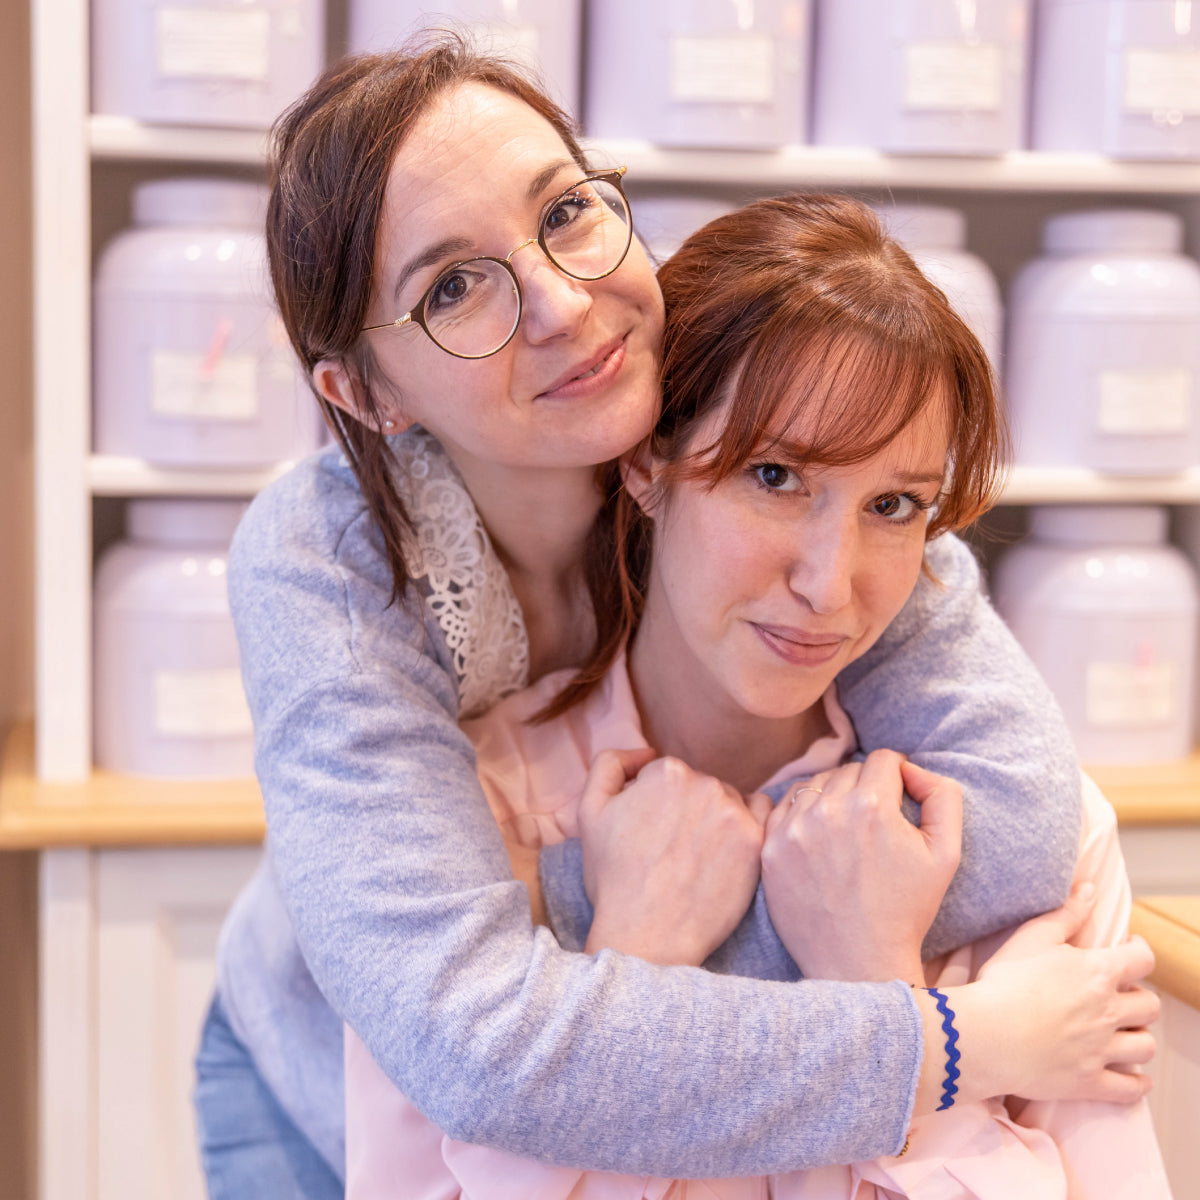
[539,192,1008,720]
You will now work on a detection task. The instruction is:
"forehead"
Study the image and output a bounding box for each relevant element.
[383,82,576,237]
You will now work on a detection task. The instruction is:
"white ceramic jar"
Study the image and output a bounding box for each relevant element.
[993,505,1198,764]
[874,204,1004,368]
[1031,0,1200,160]
[1005,209,1200,474]
[811,0,1031,154]
[347,1,582,115]
[94,178,322,468]
[94,500,253,778]
[586,0,811,149]
[628,193,736,262]
[92,0,324,129]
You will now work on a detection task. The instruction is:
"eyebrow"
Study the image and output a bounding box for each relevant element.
[390,158,582,308]
[890,470,946,487]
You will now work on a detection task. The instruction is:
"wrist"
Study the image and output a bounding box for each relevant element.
[911,982,1007,1115]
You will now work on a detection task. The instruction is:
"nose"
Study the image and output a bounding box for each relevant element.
[509,239,592,345]
[788,509,856,615]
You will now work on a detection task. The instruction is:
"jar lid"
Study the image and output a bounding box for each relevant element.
[1030,504,1168,546]
[1042,209,1183,255]
[134,179,269,229]
[127,499,248,546]
[875,204,966,251]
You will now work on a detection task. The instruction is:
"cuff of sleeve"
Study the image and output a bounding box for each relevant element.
[538,840,594,953]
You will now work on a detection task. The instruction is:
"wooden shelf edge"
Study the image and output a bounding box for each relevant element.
[1087,753,1200,826]
[0,721,264,848]
[1130,897,1200,1010]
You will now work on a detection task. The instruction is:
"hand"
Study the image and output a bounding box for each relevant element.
[577,749,772,966]
[760,752,962,983]
[955,881,1159,1106]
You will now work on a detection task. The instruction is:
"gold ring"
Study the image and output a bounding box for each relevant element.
[789,785,824,806]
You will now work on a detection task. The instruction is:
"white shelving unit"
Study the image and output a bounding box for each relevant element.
[25,7,1200,1197]
[33,106,1199,778]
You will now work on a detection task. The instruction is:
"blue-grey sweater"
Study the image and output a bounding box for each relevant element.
[217,440,1080,1181]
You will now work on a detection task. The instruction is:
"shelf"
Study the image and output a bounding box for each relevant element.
[1130,896,1200,1009]
[599,141,1200,195]
[89,117,1200,194]
[0,721,265,847]
[1087,753,1200,826]
[0,714,1192,848]
[90,114,268,165]
[88,455,296,497]
[1000,467,1200,506]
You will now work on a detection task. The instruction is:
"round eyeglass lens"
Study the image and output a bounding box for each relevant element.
[541,177,632,281]
[423,257,522,359]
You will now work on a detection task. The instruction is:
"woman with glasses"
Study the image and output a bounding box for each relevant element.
[344,191,1167,1200]
[194,36,1153,1200]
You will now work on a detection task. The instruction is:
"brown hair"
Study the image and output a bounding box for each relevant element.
[541,191,1008,719]
[266,32,588,602]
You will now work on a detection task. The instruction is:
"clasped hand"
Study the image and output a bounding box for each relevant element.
[578,747,960,980]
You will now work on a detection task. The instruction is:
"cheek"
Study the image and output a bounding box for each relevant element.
[861,534,926,629]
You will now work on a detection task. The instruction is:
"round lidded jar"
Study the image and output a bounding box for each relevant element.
[1031,0,1200,160]
[1005,209,1200,474]
[992,504,1198,765]
[585,0,812,150]
[811,0,1031,155]
[91,0,324,129]
[94,500,254,778]
[873,203,1003,368]
[347,0,582,115]
[94,178,323,468]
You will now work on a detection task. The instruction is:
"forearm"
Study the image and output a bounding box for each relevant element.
[839,532,1082,954]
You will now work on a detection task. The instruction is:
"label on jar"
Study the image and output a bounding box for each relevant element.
[1086,661,1176,727]
[903,42,1003,111]
[669,36,775,104]
[153,668,253,738]
[151,350,259,421]
[155,7,271,81]
[1123,50,1200,116]
[1097,367,1193,434]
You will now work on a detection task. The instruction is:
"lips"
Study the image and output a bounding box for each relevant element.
[537,337,625,399]
[750,622,849,667]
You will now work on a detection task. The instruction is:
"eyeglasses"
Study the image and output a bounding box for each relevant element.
[361,168,633,360]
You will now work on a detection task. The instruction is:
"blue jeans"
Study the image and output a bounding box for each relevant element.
[193,992,343,1200]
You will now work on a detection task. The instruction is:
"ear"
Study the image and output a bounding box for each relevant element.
[311,358,411,433]
[620,441,662,517]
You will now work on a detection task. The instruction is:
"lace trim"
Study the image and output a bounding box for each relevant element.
[388,429,530,718]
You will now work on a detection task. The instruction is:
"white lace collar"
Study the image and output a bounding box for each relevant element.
[388,428,530,718]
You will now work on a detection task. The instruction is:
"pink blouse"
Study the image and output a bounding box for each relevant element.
[344,657,1171,1200]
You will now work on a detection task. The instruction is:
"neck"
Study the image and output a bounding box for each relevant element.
[452,457,602,679]
[628,597,829,795]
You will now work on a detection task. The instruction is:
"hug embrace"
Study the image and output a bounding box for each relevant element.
[194,33,1171,1200]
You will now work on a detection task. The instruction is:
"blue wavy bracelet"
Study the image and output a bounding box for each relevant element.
[925,987,961,1111]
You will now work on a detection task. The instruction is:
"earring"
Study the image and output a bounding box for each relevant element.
[383,418,396,431]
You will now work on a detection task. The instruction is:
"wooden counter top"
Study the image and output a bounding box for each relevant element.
[1087,755,1200,825]
[1130,896,1200,1010]
[2,718,1198,848]
[0,722,264,848]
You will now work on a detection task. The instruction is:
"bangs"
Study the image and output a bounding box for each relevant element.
[672,318,951,485]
